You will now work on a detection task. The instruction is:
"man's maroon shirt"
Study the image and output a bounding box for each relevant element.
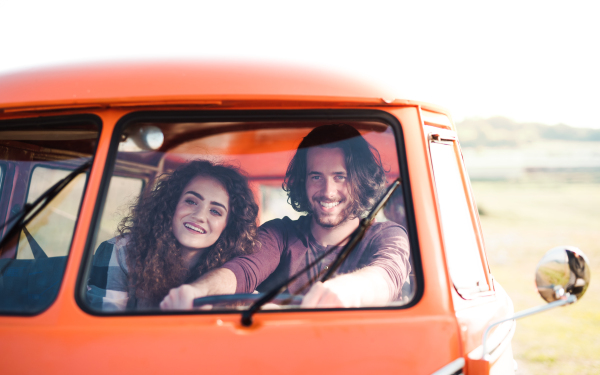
[223,215,411,300]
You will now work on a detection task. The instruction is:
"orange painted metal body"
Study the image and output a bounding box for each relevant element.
[0,62,512,374]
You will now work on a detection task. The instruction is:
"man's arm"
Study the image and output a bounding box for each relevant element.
[160,268,236,310]
[301,266,391,308]
[302,223,410,308]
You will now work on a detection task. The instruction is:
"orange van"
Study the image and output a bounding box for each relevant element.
[0,62,590,374]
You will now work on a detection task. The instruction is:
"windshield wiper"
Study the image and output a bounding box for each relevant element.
[0,160,92,254]
[241,178,401,326]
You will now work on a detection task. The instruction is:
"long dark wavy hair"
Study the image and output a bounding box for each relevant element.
[118,160,259,308]
[283,124,387,219]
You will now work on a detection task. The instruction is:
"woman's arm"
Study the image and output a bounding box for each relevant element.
[159,268,236,310]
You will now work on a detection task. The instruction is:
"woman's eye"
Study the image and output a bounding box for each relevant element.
[335,176,346,181]
[185,199,197,205]
[210,209,222,216]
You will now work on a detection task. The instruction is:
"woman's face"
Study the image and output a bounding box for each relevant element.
[171,175,229,252]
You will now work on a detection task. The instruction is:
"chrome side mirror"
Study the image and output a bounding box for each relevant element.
[478,246,591,364]
[536,246,590,303]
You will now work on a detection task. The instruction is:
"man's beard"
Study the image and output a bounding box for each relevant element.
[311,203,353,228]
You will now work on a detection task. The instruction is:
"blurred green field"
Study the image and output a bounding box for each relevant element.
[471,181,600,375]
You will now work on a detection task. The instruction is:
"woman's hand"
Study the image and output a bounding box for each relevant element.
[159,268,237,310]
[160,284,205,310]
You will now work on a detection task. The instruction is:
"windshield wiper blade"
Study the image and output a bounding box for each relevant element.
[241,178,401,327]
[240,238,343,326]
[0,160,92,254]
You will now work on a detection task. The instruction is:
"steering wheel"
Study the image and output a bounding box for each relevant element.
[192,293,303,309]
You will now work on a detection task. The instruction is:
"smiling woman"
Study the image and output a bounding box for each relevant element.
[86,160,259,311]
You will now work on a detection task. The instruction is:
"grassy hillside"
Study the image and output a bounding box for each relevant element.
[456,118,600,184]
[456,117,600,148]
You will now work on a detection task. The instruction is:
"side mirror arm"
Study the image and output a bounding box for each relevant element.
[481,294,576,360]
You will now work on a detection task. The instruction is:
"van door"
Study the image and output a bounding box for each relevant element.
[427,125,516,374]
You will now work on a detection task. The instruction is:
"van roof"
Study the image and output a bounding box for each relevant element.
[0,61,423,112]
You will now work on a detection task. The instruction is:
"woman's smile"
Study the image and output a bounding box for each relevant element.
[183,222,207,234]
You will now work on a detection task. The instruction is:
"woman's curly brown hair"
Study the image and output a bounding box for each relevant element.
[118,160,259,309]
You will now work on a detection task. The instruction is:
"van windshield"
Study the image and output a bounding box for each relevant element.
[84,116,416,313]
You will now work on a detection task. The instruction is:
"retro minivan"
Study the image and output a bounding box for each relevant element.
[0,62,590,374]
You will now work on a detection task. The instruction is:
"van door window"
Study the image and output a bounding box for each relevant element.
[429,135,488,297]
[0,117,99,315]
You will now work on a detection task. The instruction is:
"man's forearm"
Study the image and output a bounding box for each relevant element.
[189,268,237,296]
[302,266,392,308]
[330,266,392,306]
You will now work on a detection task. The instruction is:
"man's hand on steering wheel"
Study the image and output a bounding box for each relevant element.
[300,278,361,308]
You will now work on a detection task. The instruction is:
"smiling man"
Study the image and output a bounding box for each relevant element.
[161,124,411,309]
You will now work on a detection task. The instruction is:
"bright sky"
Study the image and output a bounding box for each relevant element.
[1,1,599,128]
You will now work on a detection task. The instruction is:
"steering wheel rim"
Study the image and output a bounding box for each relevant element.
[193,293,302,308]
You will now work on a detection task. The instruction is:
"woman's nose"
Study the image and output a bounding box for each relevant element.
[191,206,207,222]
